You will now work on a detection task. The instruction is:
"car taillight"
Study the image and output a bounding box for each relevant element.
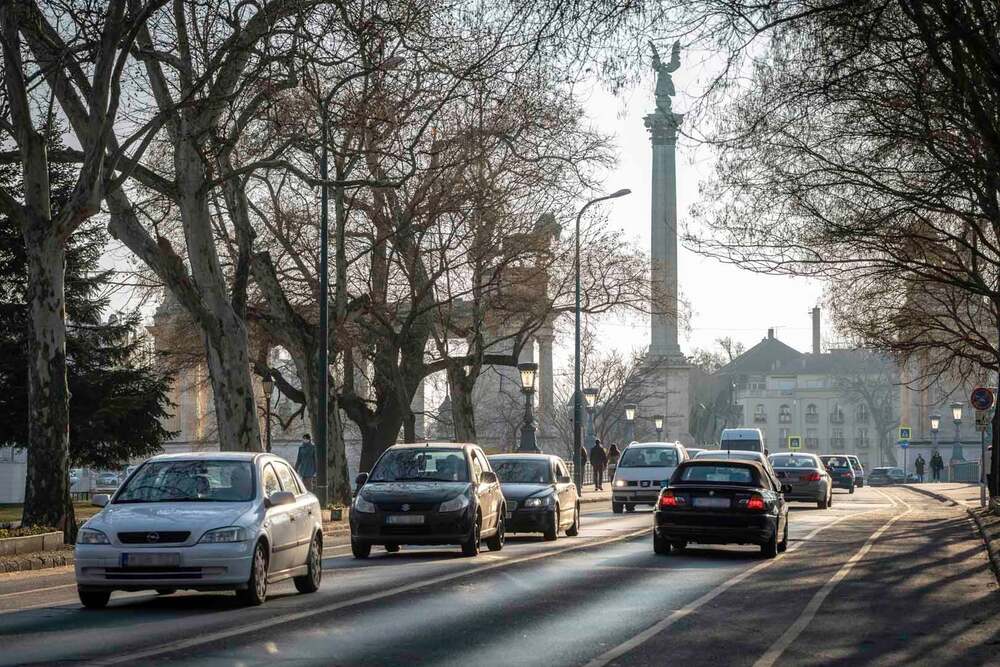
[846,471,854,478]
[746,494,766,511]
[659,490,686,508]
[803,471,821,482]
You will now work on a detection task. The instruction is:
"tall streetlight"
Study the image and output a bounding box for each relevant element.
[517,363,540,453]
[653,414,665,440]
[261,375,275,454]
[583,387,599,455]
[573,189,632,492]
[951,402,965,464]
[624,403,637,444]
[317,55,405,506]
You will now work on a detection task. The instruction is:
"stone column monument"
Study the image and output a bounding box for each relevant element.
[642,40,692,444]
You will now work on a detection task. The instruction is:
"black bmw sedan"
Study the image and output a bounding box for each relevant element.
[350,443,505,558]
[487,454,580,541]
[653,459,790,558]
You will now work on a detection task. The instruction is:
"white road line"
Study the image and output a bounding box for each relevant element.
[0,583,75,600]
[752,489,910,667]
[86,526,652,665]
[583,503,884,667]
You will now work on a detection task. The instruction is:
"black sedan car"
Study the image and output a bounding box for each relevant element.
[487,454,580,541]
[350,443,505,558]
[820,455,857,493]
[653,460,791,558]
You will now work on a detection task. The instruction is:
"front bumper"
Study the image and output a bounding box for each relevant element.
[507,508,554,533]
[612,488,662,505]
[351,509,473,545]
[655,511,777,545]
[75,542,253,592]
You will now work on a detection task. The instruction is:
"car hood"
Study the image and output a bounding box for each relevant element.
[361,481,470,503]
[499,483,555,502]
[612,466,675,481]
[86,502,257,536]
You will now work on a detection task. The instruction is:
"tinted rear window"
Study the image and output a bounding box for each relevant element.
[823,457,852,469]
[721,438,762,452]
[770,455,818,469]
[677,464,757,485]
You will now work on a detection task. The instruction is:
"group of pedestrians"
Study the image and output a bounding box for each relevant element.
[913,450,945,483]
[577,440,621,490]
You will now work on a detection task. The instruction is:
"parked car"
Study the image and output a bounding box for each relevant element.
[488,454,579,540]
[719,427,766,453]
[350,443,505,558]
[95,471,120,489]
[846,455,866,487]
[869,467,906,486]
[653,459,790,558]
[611,442,688,513]
[75,453,322,609]
[820,455,857,493]
[768,452,833,509]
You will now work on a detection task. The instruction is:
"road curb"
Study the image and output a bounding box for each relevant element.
[0,548,74,574]
[903,485,1000,585]
[580,495,610,505]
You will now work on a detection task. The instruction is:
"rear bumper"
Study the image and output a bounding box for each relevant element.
[655,512,777,545]
[781,481,826,502]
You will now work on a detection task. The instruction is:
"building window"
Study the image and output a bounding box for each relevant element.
[831,428,845,451]
[779,404,792,424]
[754,404,767,424]
[857,404,869,423]
[806,428,819,449]
[856,428,870,448]
[830,405,845,424]
[779,428,790,446]
[805,404,818,423]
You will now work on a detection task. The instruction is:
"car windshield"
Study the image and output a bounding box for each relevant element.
[823,457,852,469]
[770,455,818,469]
[370,449,469,483]
[677,464,756,485]
[619,447,679,468]
[115,460,255,503]
[491,460,551,484]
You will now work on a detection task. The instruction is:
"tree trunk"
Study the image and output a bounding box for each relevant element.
[447,365,478,442]
[294,353,351,505]
[20,232,75,535]
[358,406,406,473]
[204,320,262,452]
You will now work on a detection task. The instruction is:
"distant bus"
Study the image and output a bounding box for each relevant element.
[720,428,765,454]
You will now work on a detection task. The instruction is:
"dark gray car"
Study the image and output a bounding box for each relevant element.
[767,452,833,509]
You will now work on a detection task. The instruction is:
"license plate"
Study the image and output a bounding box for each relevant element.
[693,497,730,509]
[386,514,424,525]
[120,552,180,568]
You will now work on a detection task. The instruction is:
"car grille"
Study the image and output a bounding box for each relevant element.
[376,502,438,512]
[102,567,203,580]
[117,531,191,544]
[380,525,432,536]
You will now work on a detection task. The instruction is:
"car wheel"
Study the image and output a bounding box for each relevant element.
[849,485,855,494]
[565,505,580,537]
[612,502,624,514]
[817,489,829,509]
[294,534,323,594]
[236,540,269,606]
[486,512,505,551]
[78,589,111,609]
[351,538,371,559]
[761,529,779,559]
[543,508,559,541]
[778,521,789,553]
[384,543,400,553]
[156,589,176,596]
[827,490,833,508]
[653,532,671,555]
[461,514,481,557]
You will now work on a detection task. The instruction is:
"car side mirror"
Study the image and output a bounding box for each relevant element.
[781,483,793,494]
[265,490,295,508]
[557,475,571,484]
[355,472,369,487]
[92,493,110,508]
[480,471,498,485]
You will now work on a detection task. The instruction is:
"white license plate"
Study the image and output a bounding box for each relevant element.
[120,552,180,568]
[386,514,424,525]
[693,497,730,509]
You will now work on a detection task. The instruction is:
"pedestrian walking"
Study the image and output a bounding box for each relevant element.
[590,439,608,490]
[930,450,944,482]
[914,454,926,483]
[295,433,317,492]
[579,444,589,484]
[608,443,621,467]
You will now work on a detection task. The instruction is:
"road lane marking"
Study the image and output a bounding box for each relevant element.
[583,504,883,667]
[752,490,911,667]
[86,526,653,665]
[0,583,75,600]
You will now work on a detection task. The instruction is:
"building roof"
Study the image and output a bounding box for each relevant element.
[717,331,894,377]
[717,331,803,376]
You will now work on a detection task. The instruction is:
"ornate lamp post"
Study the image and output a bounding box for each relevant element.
[653,414,664,440]
[261,375,275,454]
[517,363,540,453]
[624,403,637,444]
[930,414,940,451]
[583,387,599,453]
[951,402,965,463]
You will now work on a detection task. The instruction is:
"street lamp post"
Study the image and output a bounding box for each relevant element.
[261,375,275,454]
[653,414,664,441]
[584,387,599,455]
[624,403,637,444]
[573,189,631,492]
[517,363,540,453]
[951,402,965,465]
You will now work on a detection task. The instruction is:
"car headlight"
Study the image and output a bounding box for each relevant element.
[614,479,626,487]
[77,528,109,545]
[439,493,470,512]
[524,494,555,508]
[198,526,246,543]
[354,495,376,513]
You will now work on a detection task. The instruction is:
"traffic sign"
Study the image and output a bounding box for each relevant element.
[788,435,802,450]
[976,409,991,432]
[971,387,995,411]
[899,440,909,449]
[898,426,911,442]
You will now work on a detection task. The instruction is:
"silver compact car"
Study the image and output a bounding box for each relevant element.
[75,453,323,608]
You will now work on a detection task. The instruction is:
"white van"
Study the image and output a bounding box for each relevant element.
[611,442,688,513]
[720,428,766,454]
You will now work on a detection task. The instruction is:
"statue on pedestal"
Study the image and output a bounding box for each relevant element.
[649,40,681,117]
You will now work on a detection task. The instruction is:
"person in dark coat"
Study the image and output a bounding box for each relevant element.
[930,450,944,482]
[914,454,926,483]
[295,433,317,492]
[590,439,609,490]
[608,444,622,467]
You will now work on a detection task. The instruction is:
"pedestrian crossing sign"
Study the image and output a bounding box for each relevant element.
[898,426,911,442]
[788,435,802,450]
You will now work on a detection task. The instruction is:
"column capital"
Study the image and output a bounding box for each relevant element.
[644,111,684,146]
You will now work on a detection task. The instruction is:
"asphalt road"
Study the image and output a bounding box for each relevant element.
[2,487,998,666]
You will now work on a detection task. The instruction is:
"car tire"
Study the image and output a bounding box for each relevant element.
[485,513,505,552]
[294,534,323,594]
[761,529,779,559]
[78,589,111,609]
[384,543,400,553]
[817,490,829,509]
[155,589,176,596]
[543,509,559,541]
[671,540,686,551]
[653,532,671,555]
[461,514,481,557]
[236,540,269,606]
[351,538,371,559]
[612,502,624,514]
[827,490,833,508]
[565,505,580,537]
[778,521,789,553]
[849,485,855,494]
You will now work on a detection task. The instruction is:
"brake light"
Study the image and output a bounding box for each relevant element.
[659,490,686,508]
[746,494,766,511]
[846,471,854,478]
[803,471,821,482]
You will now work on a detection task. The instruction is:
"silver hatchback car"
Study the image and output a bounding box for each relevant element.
[768,452,833,509]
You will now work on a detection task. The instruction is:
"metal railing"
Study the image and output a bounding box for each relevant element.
[950,461,980,483]
[565,462,595,487]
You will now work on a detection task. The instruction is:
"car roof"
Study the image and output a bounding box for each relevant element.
[488,453,554,460]
[625,441,683,448]
[677,458,770,475]
[387,442,472,451]
[696,450,764,458]
[146,452,262,462]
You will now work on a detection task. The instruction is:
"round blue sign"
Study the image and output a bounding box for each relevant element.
[971,387,995,411]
